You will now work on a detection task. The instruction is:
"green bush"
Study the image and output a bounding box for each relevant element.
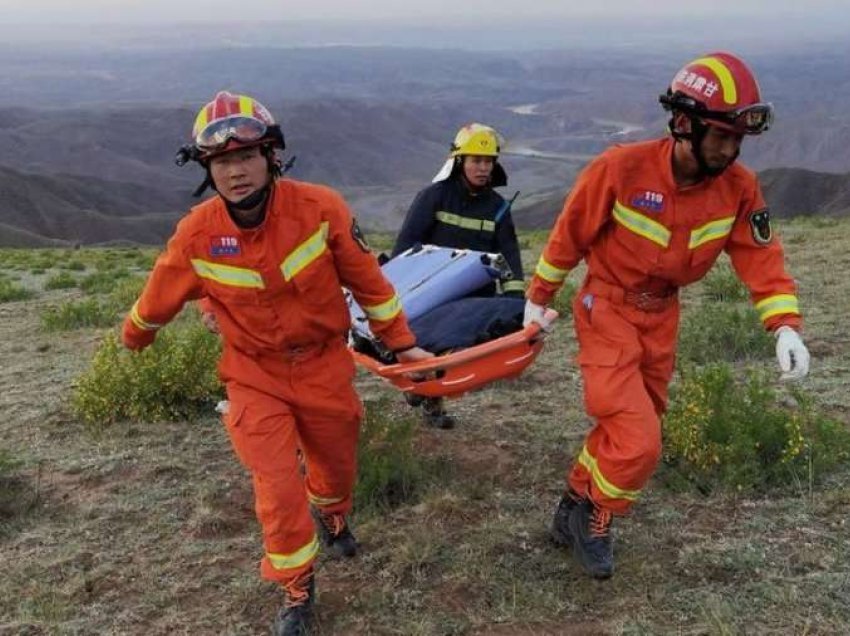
[0,279,34,303]
[678,303,772,365]
[663,364,850,493]
[41,298,119,331]
[44,272,79,290]
[63,260,86,272]
[701,263,748,303]
[71,323,223,428]
[355,400,439,515]
[80,269,131,295]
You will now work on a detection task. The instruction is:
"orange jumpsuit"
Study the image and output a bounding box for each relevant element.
[122,178,415,583]
[527,138,801,514]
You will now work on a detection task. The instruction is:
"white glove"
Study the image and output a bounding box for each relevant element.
[523,301,552,331]
[775,326,810,381]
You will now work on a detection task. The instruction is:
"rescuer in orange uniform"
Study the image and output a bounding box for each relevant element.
[121,91,431,635]
[523,52,811,579]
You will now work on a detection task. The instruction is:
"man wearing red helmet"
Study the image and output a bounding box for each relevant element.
[122,91,432,634]
[523,53,810,579]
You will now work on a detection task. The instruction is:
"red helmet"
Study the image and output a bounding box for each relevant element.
[660,52,773,135]
[178,91,285,164]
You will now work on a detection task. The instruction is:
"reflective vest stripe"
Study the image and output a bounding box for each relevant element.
[130,301,162,331]
[689,216,736,249]
[362,295,402,322]
[307,491,344,506]
[755,294,800,322]
[535,256,569,284]
[435,211,496,233]
[266,535,320,570]
[281,222,330,281]
[190,259,265,289]
[502,279,526,293]
[612,200,671,248]
[578,446,641,502]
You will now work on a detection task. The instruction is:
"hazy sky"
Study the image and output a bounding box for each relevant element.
[1,0,848,22]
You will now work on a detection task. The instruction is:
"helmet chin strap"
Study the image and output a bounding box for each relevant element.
[670,114,738,178]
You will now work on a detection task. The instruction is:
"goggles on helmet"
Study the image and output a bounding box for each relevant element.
[700,103,774,135]
[661,92,774,135]
[194,115,270,153]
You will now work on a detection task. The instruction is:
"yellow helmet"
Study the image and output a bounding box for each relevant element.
[450,123,502,158]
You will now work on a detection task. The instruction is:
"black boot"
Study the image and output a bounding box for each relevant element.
[567,500,615,579]
[311,507,358,558]
[422,397,456,429]
[272,569,314,636]
[550,489,584,546]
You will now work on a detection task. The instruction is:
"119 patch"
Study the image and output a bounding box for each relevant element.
[749,208,773,245]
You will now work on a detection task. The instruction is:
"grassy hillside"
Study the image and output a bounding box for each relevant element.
[0,218,848,634]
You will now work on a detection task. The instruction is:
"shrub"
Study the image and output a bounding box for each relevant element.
[63,260,87,272]
[355,400,441,515]
[80,269,131,295]
[0,279,34,303]
[701,262,748,303]
[678,303,772,365]
[41,298,119,331]
[663,364,850,493]
[44,272,79,290]
[71,323,223,428]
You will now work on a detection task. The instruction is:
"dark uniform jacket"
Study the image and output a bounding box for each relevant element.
[391,176,524,292]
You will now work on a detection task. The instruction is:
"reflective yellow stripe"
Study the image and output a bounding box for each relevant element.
[307,491,344,506]
[193,107,208,136]
[238,95,254,116]
[266,535,320,570]
[362,294,402,322]
[535,256,569,284]
[578,446,641,502]
[191,259,265,289]
[130,301,161,331]
[755,294,800,322]
[689,216,735,249]
[693,56,738,105]
[281,222,329,281]
[435,211,496,233]
[612,201,671,248]
[502,280,525,293]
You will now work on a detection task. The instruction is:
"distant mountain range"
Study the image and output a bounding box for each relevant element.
[1,44,849,245]
[1,162,847,246]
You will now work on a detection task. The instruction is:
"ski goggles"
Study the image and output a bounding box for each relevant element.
[194,115,270,153]
[701,102,774,135]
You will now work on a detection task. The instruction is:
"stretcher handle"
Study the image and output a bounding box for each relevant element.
[361,308,558,378]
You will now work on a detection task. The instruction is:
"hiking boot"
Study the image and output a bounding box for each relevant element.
[550,489,584,546]
[422,397,456,429]
[311,507,358,558]
[567,500,615,579]
[272,569,314,636]
[404,392,425,408]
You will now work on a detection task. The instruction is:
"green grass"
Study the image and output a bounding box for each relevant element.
[43,272,79,290]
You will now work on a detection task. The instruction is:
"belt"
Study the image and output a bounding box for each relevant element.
[585,277,678,313]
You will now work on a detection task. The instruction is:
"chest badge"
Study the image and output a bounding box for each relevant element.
[210,235,241,257]
[629,189,666,214]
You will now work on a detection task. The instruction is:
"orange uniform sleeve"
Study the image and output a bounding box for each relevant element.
[122,220,205,350]
[726,179,802,332]
[324,193,416,352]
[527,156,615,306]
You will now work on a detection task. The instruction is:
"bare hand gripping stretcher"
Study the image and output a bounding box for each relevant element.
[347,245,558,398]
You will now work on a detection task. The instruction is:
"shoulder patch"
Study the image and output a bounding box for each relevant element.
[749,208,773,245]
[351,218,370,252]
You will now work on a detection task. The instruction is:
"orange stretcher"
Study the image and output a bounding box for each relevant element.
[352,308,558,398]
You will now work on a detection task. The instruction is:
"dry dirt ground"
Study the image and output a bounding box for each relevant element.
[1,218,849,635]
